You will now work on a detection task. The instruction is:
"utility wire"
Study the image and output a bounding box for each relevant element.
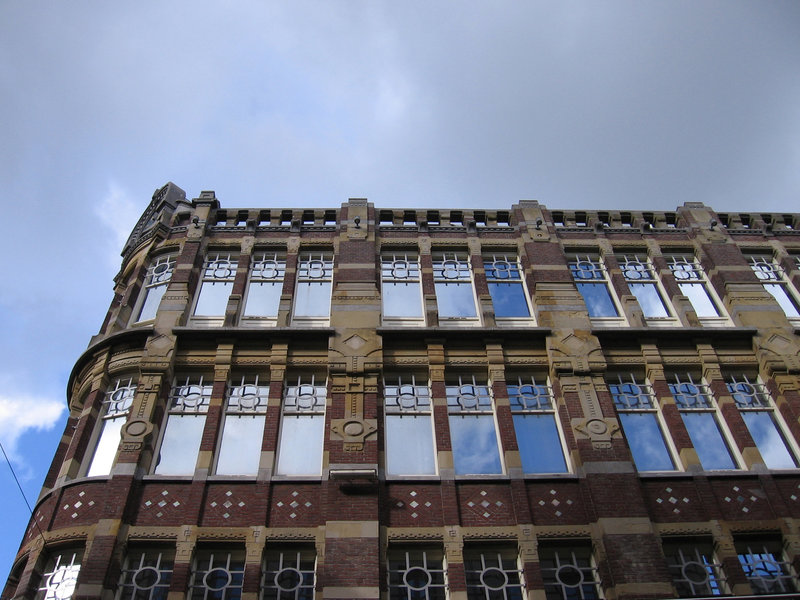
[0,440,49,553]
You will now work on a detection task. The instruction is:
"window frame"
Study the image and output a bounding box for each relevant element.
[667,255,729,326]
[191,252,239,326]
[484,252,534,325]
[608,375,678,473]
[132,254,176,324]
[117,547,174,600]
[85,377,136,477]
[618,254,676,325]
[433,251,480,325]
[188,548,246,600]
[662,538,727,597]
[507,375,569,474]
[260,546,316,600]
[240,251,286,327]
[36,550,83,600]
[736,538,798,595]
[291,251,334,326]
[748,255,800,324]
[387,546,447,600]
[381,251,425,324]
[463,546,525,600]
[538,543,602,600]
[383,374,437,477]
[569,254,625,326]
[275,374,327,477]
[215,375,269,476]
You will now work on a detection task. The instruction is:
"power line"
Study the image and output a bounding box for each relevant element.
[0,440,48,553]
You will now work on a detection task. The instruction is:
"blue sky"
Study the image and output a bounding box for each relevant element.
[1,1,799,585]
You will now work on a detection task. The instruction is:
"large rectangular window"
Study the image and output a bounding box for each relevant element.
[261,547,316,600]
[86,377,136,477]
[667,256,724,320]
[193,252,238,324]
[618,254,671,319]
[539,543,601,600]
[727,375,797,469]
[384,374,436,475]
[662,539,725,597]
[433,251,478,321]
[276,375,326,476]
[292,252,333,324]
[242,252,285,326]
[382,252,424,322]
[118,548,174,600]
[387,547,446,600]
[189,549,245,600]
[134,254,175,323]
[464,547,524,600]
[447,375,502,475]
[569,256,620,319]
[154,376,211,475]
[669,374,737,471]
[508,375,568,473]
[216,375,269,475]
[749,255,800,321]
[485,253,532,321]
[608,376,675,472]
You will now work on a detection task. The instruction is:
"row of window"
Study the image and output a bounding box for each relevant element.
[132,251,800,328]
[36,536,798,600]
[85,371,798,479]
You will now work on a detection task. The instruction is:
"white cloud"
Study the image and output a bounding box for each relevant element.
[94,181,142,262]
[0,393,64,468]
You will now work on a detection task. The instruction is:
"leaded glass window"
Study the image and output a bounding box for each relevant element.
[135,254,175,323]
[609,376,675,472]
[736,539,798,595]
[193,252,238,322]
[118,548,174,600]
[508,376,568,473]
[464,548,525,600]
[619,255,671,318]
[668,256,723,319]
[569,256,619,318]
[484,253,532,320]
[727,375,797,469]
[154,376,212,475]
[216,375,269,475]
[87,377,136,477]
[242,252,285,324]
[292,252,333,323]
[662,539,725,597]
[387,547,446,600]
[276,375,326,475]
[36,550,82,600]
[384,374,436,475]
[447,375,502,475]
[539,544,601,600]
[189,550,245,600]
[382,252,424,321]
[433,252,478,320]
[749,256,800,320]
[261,547,316,600]
[669,374,737,470]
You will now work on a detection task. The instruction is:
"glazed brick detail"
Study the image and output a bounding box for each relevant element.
[133,482,196,525]
[710,479,776,521]
[641,480,708,522]
[386,484,443,528]
[527,481,589,525]
[457,484,515,527]
[269,484,324,527]
[200,483,268,527]
[51,481,107,529]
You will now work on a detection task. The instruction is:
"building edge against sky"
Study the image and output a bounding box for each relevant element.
[5,182,800,599]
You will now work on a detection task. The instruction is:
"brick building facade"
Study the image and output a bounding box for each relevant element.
[5,182,800,599]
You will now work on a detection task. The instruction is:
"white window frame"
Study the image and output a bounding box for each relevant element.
[153,375,212,475]
[618,254,676,326]
[275,374,327,476]
[36,550,82,600]
[726,374,799,469]
[749,255,800,324]
[260,547,316,600]
[433,251,480,326]
[189,549,246,600]
[539,544,602,600]
[484,252,534,325]
[569,255,625,326]
[191,252,238,326]
[86,377,136,477]
[669,374,741,471]
[291,251,333,326]
[667,255,729,326]
[118,548,174,600]
[508,375,569,474]
[383,374,437,476]
[736,539,798,595]
[463,547,525,599]
[608,375,678,472]
[241,251,286,327]
[132,254,175,324]
[215,375,269,475]
[387,547,447,600]
[446,374,504,476]
[662,538,727,597]
[381,251,425,325]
